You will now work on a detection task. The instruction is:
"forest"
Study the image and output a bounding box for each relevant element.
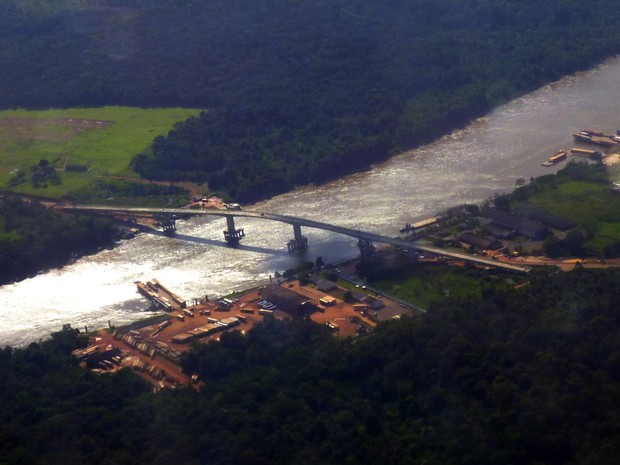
[1,1,620,201]
[0,196,115,284]
[3,4,620,463]
[1,266,619,464]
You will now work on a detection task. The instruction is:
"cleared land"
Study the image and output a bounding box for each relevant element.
[0,107,201,197]
[79,278,387,389]
[520,179,620,253]
[362,264,499,309]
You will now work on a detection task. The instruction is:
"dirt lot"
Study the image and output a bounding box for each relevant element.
[87,289,284,387]
[285,281,377,337]
[80,280,396,389]
[146,302,271,351]
[491,253,620,271]
[110,175,217,204]
[94,330,190,389]
[0,117,114,141]
[603,153,620,165]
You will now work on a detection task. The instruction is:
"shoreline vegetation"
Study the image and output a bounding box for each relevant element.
[0,196,116,286]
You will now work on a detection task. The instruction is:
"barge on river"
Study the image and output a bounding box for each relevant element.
[136,279,187,311]
[541,149,568,167]
[573,129,620,147]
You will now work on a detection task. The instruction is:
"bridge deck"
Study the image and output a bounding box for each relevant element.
[62,204,531,274]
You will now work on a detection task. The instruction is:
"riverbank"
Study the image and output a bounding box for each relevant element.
[56,158,620,354]
[0,196,119,286]
[5,55,620,348]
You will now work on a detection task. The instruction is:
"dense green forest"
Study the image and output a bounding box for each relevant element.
[1,1,620,201]
[0,196,115,284]
[2,266,620,464]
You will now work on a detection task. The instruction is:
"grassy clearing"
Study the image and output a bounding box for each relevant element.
[517,170,620,253]
[367,265,493,309]
[589,222,620,252]
[70,178,191,208]
[525,181,619,224]
[0,107,201,198]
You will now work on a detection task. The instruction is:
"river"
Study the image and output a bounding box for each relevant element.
[2,57,620,347]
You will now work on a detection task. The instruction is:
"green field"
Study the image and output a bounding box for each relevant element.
[0,107,201,197]
[364,264,497,309]
[513,163,620,255]
[524,180,620,225]
[526,181,620,254]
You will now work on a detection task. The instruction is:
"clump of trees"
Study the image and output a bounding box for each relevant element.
[0,196,115,284]
[544,228,591,258]
[30,159,61,188]
[9,159,61,188]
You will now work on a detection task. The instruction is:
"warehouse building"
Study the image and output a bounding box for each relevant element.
[458,232,502,250]
[489,210,548,240]
[260,284,317,316]
[517,205,576,231]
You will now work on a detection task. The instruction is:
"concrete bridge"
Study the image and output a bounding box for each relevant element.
[60,204,531,274]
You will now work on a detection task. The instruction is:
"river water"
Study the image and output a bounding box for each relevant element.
[2,57,620,347]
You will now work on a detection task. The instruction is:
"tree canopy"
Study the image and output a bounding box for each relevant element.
[0,196,115,284]
[2,266,620,464]
[2,1,620,201]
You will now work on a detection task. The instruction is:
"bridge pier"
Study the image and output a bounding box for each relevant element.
[358,237,375,258]
[161,217,176,237]
[223,215,245,245]
[287,223,308,253]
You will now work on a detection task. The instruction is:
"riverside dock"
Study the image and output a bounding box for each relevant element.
[136,279,187,312]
